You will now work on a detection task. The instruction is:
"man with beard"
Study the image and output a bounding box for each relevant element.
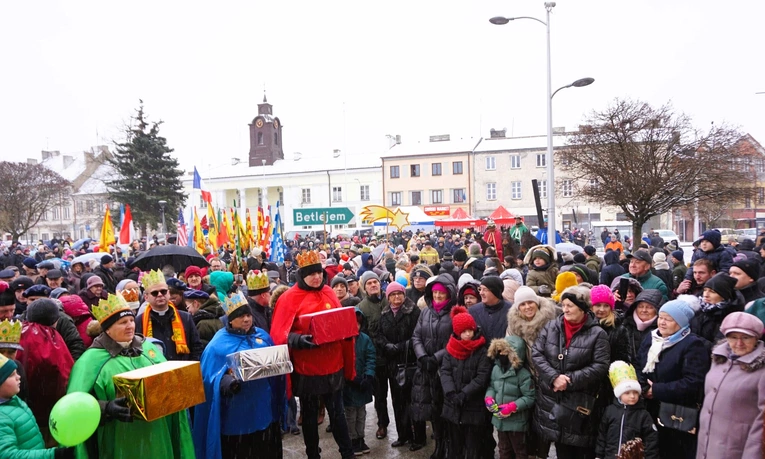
[270,250,356,459]
[245,270,273,332]
[357,271,390,440]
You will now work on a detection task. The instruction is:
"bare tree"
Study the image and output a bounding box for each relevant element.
[561,99,751,244]
[0,162,70,242]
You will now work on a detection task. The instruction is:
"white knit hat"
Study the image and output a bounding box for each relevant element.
[513,286,539,307]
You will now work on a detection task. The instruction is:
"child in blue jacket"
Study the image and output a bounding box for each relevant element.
[343,308,376,455]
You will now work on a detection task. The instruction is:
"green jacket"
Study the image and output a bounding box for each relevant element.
[358,295,388,365]
[67,334,195,459]
[192,297,225,347]
[672,263,687,290]
[0,396,55,459]
[585,255,602,274]
[485,335,536,432]
[621,271,669,301]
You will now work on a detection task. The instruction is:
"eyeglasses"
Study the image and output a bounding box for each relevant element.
[726,335,757,343]
[149,289,168,297]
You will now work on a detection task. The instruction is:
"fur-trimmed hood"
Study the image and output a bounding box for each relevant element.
[712,340,765,372]
[487,335,526,369]
[523,244,557,266]
[506,295,560,348]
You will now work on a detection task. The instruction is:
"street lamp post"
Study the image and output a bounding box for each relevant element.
[158,200,167,244]
[490,2,594,245]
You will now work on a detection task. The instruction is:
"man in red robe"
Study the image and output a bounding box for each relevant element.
[484,219,504,261]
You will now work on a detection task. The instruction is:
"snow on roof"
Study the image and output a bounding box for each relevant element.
[476,134,569,153]
[73,163,115,195]
[40,152,87,182]
[382,137,481,159]
[196,149,382,181]
[381,133,570,159]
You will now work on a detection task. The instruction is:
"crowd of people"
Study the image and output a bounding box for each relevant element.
[2,221,765,459]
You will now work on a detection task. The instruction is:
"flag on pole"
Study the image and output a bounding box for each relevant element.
[207,205,219,253]
[98,205,114,253]
[269,201,285,263]
[176,208,188,246]
[245,209,255,252]
[193,167,212,204]
[119,204,137,244]
[217,208,230,248]
[223,209,235,250]
[187,208,196,249]
[193,207,206,255]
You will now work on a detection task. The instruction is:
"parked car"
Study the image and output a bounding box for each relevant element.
[656,229,681,243]
[713,228,739,243]
[736,228,758,242]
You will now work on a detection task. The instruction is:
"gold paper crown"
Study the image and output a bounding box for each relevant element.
[0,320,21,345]
[141,269,166,290]
[296,250,321,269]
[608,360,638,390]
[246,270,269,291]
[224,292,248,317]
[93,293,131,323]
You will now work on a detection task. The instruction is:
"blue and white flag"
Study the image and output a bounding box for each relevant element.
[269,201,285,263]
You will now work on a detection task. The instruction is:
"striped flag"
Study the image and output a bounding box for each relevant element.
[176,208,188,246]
[269,201,285,263]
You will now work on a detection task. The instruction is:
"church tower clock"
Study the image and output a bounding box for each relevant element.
[248,93,283,167]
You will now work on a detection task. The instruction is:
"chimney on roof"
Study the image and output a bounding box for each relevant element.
[429,134,450,142]
[489,128,506,139]
[63,155,74,168]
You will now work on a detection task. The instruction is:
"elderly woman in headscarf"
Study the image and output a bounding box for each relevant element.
[67,293,195,458]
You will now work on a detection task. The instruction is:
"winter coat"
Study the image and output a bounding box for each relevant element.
[406,287,426,305]
[135,306,204,361]
[0,396,54,459]
[696,341,765,459]
[411,273,457,421]
[191,297,225,348]
[595,398,658,459]
[738,281,764,304]
[600,251,626,289]
[376,297,420,371]
[672,263,688,290]
[616,291,662,367]
[485,335,536,432]
[93,266,118,294]
[51,312,86,361]
[440,330,492,426]
[506,295,559,369]
[690,292,745,349]
[685,245,734,280]
[635,331,709,419]
[621,271,669,302]
[246,296,272,334]
[59,295,96,348]
[653,268,674,297]
[77,287,108,311]
[531,315,610,447]
[468,299,512,341]
[585,254,602,274]
[343,312,376,408]
[358,293,388,365]
[599,315,631,365]
[526,266,558,295]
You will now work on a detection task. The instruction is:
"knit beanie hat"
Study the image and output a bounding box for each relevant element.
[469,243,482,257]
[570,264,591,283]
[513,286,539,306]
[450,305,476,335]
[671,250,685,263]
[698,230,722,249]
[733,258,761,283]
[609,360,642,399]
[184,266,203,279]
[573,253,587,264]
[330,276,348,290]
[481,277,504,301]
[453,249,468,262]
[703,273,737,301]
[590,284,615,309]
[653,252,666,264]
[360,271,379,291]
[584,245,596,256]
[87,276,104,289]
[531,248,551,264]
[659,299,695,328]
[386,282,405,298]
[0,354,18,387]
[560,285,591,313]
[553,272,578,302]
[432,283,448,294]
[26,299,60,327]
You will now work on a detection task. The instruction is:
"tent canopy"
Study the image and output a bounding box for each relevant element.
[435,207,486,228]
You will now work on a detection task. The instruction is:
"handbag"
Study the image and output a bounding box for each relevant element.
[394,342,417,391]
[657,402,699,434]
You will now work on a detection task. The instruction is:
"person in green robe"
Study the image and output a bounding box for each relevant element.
[66,293,195,459]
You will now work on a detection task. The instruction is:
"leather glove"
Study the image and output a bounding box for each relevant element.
[104,397,133,422]
[384,342,399,356]
[453,392,466,408]
[288,333,319,350]
[220,373,241,396]
[485,397,499,413]
[54,447,75,459]
[418,355,438,373]
[361,374,375,393]
[538,285,551,296]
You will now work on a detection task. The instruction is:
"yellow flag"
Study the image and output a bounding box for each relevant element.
[246,209,255,252]
[98,206,114,252]
[223,209,235,250]
[207,205,219,253]
[193,207,206,255]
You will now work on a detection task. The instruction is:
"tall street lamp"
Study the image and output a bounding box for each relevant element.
[158,200,167,243]
[490,2,594,245]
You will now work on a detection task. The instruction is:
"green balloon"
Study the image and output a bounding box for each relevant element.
[49,392,102,447]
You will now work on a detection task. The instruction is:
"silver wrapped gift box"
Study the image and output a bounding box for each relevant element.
[226,344,293,381]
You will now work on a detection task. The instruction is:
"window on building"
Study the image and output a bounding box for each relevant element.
[411,191,422,206]
[76,200,85,214]
[40,212,47,221]
[486,183,497,201]
[453,161,463,175]
[301,188,311,204]
[538,180,547,199]
[432,163,442,176]
[86,200,95,214]
[52,207,59,220]
[745,196,752,208]
[257,189,263,207]
[485,156,496,170]
[410,164,420,177]
[360,185,370,201]
[758,160,765,173]
[759,187,765,205]
[390,165,400,178]
[510,155,521,169]
[562,180,573,197]
[589,178,599,192]
[452,188,465,203]
[536,153,546,168]
[332,186,343,202]
[390,192,402,206]
[199,196,208,209]
[511,181,522,200]
[274,133,278,145]
[63,206,70,220]
[41,233,49,241]
[257,132,264,145]
[279,189,284,204]
[431,190,443,204]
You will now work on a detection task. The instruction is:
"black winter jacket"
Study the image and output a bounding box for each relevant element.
[468,299,511,341]
[531,315,610,447]
[440,331,492,426]
[595,399,659,459]
[690,292,745,349]
[376,298,420,371]
[93,266,118,294]
[685,245,733,280]
[616,289,664,366]
[135,307,204,361]
[600,251,626,289]
[738,281,764,304]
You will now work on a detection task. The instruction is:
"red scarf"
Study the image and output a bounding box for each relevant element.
[446,334,486,360]
[563,317,586,348]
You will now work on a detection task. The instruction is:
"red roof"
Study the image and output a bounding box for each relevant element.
[451,208,469,219]
[488,205,514,220]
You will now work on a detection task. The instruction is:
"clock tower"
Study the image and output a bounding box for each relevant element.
[248,93,284,167]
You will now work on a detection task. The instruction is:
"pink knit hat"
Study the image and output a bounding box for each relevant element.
[590,284,615,310]
[386,282,405,297]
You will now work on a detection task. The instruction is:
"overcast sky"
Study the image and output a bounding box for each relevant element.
[1,0,763,175]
